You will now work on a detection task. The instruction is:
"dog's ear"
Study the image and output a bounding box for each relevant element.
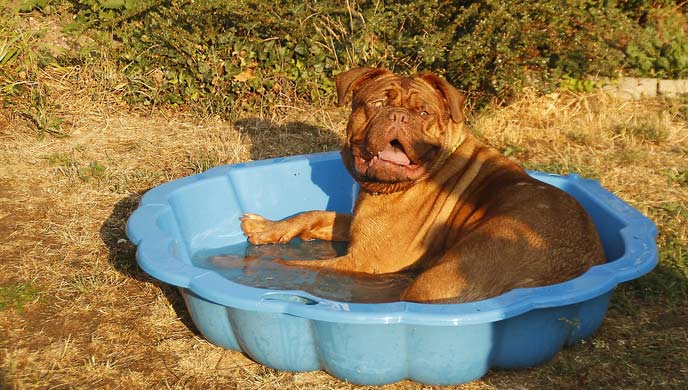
[416,73,466,123]
[334,67,391,107]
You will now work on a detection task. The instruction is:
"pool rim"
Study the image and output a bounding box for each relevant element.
[126,151,658,326]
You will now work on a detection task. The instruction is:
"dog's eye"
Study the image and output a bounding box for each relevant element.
[370,100,385,108]
[419,110,430,117]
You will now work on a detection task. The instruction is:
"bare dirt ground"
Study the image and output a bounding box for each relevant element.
[1,84,687,389]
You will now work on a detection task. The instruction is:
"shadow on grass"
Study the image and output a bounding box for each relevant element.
[234,117,341,160]
[99,192,199,335]
[611,261,688,316]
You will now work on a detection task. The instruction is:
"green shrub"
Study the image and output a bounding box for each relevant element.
[10,0,688,116]
[0,282,40,312]
[624,7,688,78]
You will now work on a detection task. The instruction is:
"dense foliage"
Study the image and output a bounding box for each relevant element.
[7,0,688,115]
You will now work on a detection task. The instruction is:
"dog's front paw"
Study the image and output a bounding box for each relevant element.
[240,213,296,245]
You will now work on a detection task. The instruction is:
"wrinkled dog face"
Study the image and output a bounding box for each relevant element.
[335,68,465,193]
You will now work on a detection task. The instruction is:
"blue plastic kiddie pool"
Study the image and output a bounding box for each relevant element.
[126,151,657,386]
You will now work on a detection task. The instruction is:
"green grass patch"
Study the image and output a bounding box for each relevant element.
[0,282,41,312]
[614,117,670,144]
[658,168,688,187]
[42,150,106,182]
[1,2,66,136]
[18,89,65,137]
[501,143,527,158]
[565,131,592,145]
[77,160,106,182]
[658,202,688,218]
[186,151,222,174]
[44,151,78,168]
[107,169,163,194]
[615,148,646,163]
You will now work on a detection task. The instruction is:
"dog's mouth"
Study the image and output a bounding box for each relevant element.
[378,139,412,165]
[351,139,436,183]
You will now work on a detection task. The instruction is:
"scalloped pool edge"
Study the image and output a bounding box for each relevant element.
[126,151,658,385]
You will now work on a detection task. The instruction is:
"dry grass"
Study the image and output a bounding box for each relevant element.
[1,17,687,390]
[2,83,687,389]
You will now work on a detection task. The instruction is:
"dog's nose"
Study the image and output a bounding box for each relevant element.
[388,110,409,124]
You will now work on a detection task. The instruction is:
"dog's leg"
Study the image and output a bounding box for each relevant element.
[399,259,477,303]
[240,211,351,245]
[275,255,358,271]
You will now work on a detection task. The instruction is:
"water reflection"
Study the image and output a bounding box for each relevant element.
[193,240,414,303]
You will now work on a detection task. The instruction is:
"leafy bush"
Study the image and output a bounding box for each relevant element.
[9,0,688,116]
[624,7,688,78]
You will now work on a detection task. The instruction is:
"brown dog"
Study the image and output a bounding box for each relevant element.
[241,67,605,303]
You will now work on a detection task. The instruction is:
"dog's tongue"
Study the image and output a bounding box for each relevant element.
[378,143,411,166]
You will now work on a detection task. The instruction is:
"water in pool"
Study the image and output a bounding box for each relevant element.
[192,239,415,303]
